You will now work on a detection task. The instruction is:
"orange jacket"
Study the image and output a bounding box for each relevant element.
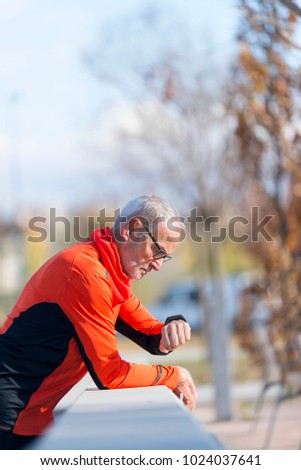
[0,228,179,435]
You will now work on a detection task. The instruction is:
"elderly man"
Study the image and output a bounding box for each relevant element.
[0,195,197,449]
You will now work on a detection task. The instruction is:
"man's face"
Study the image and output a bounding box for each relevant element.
[119,222,180,280]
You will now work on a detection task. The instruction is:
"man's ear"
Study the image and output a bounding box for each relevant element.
[128,217,146,243]
[119,218,143,241]
[128,217,143,234]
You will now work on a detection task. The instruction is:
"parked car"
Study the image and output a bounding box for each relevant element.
[147,274,243,331]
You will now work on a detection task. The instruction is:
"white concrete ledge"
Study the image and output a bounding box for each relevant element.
[32,386,223,450]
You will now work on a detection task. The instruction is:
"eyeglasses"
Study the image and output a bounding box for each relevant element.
[142,224,172,263]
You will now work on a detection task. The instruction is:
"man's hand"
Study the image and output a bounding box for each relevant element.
[159,320,191,353]
[173,366,198,410]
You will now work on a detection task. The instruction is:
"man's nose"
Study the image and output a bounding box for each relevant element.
[149,258,164,271]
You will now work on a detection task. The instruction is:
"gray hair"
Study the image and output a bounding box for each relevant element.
[113,194,182,231]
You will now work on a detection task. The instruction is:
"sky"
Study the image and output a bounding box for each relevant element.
[0,0,239,220]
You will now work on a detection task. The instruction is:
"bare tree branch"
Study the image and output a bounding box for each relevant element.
[239,8,301,50]
[280,0,301,16]
[277,26,301,49]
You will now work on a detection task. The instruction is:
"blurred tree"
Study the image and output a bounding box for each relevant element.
[86,9,232,215]
[227,0,301,376]
[86,4,235,419]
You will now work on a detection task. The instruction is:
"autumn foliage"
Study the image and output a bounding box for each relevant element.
[228,0,301,373]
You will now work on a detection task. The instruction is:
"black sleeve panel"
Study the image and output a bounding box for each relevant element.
[66,320,108,390]
[115,317,169,356]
